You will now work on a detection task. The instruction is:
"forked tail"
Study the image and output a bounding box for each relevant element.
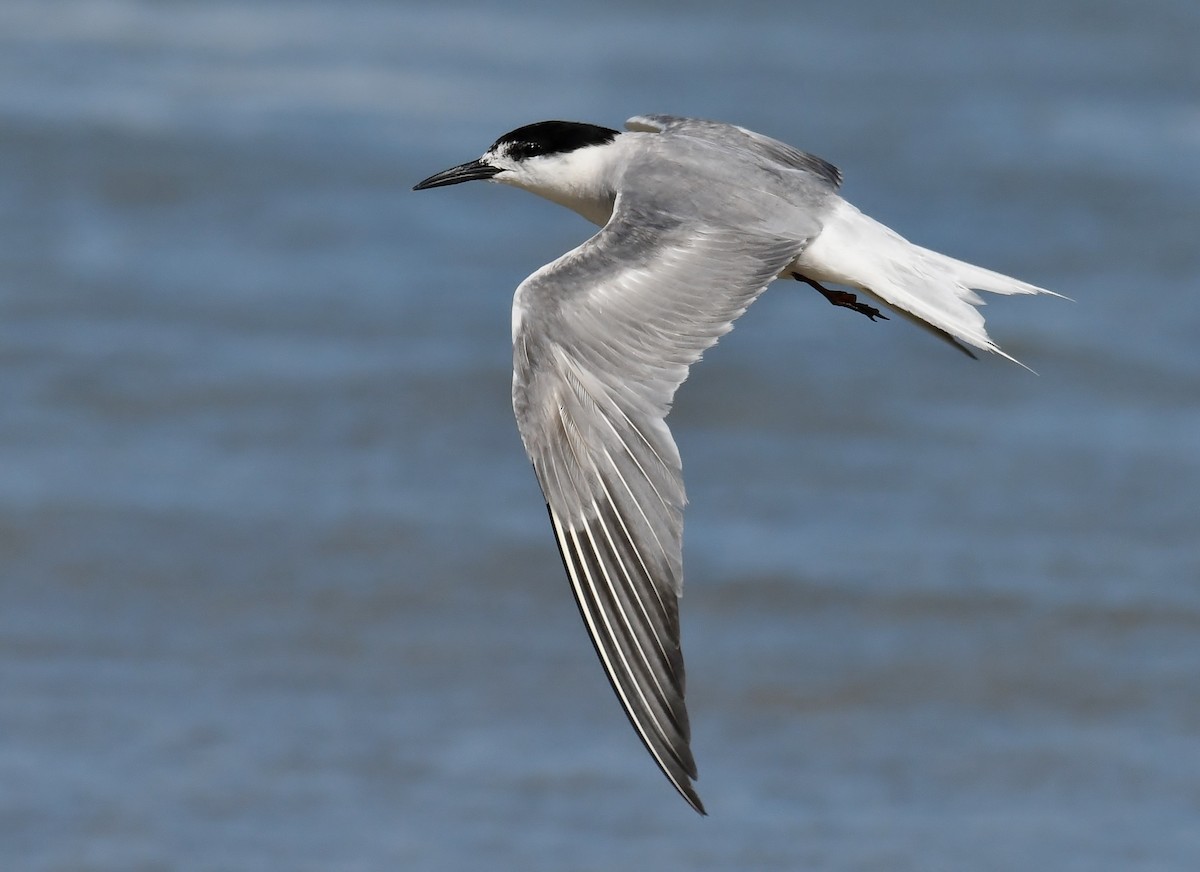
[794,199,1063,367]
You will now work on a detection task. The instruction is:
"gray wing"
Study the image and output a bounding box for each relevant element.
[512,187,805,813]
[626,114,843,189]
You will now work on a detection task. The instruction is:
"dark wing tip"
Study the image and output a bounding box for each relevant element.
[545,502,707,813]
[681,782,708,816]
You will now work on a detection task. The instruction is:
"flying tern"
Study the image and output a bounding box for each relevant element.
[414,115,1058,813]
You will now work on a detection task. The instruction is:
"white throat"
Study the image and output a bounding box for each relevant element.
[496,137,631,227]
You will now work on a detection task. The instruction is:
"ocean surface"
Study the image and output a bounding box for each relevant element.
[2,1,1198,869]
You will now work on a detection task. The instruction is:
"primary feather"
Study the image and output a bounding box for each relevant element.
[414,114,1060,813]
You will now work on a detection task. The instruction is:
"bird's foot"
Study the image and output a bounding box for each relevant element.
[793,275,889,321]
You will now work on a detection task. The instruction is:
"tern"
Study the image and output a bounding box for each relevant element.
[414,115,1058,814]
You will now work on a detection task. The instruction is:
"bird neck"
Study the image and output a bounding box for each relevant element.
[505,137,631,227]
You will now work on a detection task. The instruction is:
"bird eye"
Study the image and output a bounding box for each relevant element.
[506,141,540,161]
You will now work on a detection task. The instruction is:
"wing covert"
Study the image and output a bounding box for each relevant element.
[512,189,804,811]
[626,114,843,189]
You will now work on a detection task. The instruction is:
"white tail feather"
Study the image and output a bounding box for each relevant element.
[793,199,1062,367]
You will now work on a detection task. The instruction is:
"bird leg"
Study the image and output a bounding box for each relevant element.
[792,274,888,321]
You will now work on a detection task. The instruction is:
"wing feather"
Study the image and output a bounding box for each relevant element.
[626,114,843,189]
[513,181,805,812]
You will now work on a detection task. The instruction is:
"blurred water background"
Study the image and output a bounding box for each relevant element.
[2,1,1198,869]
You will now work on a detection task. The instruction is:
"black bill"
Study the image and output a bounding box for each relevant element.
[412,159,500,191]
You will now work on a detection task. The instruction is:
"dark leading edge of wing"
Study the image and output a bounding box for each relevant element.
[546,499,704,813]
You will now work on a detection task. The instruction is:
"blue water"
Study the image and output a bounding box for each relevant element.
[2,1,1199,869]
